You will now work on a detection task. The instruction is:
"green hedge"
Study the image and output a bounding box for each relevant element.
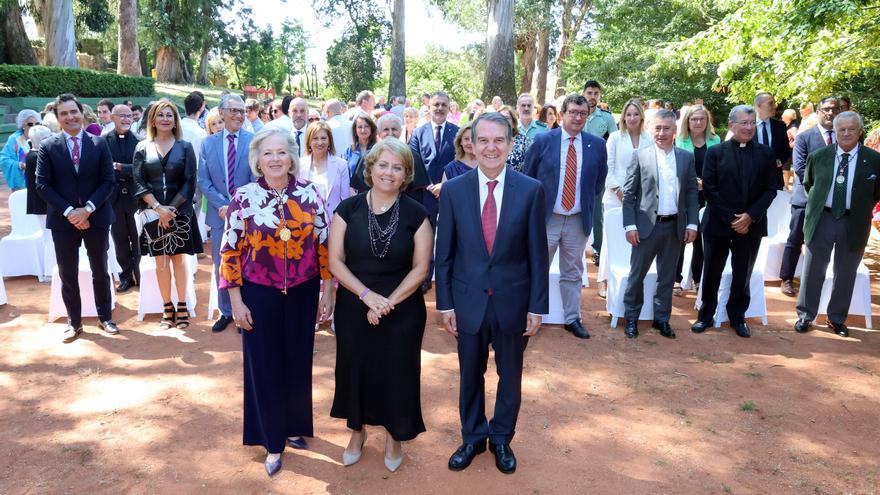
[0,65,154,98]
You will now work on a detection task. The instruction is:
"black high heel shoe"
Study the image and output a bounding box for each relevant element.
[175,301,190,329]
[159,301,175,329]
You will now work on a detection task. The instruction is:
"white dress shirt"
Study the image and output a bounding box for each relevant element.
[554,131,583,215]
[825,144,859,209]
[819,124,836,145]
[624,145,696,232]
[756,118,772,147]
[180,117,207,163]
[292,125,306,156]
[263,115,293,133]
[328,114,353,158]
[478,165,505,225]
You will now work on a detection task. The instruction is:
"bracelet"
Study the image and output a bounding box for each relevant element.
[359,288,369,300]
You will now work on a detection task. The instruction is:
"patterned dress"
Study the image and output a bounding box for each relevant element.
[505,134,533,172]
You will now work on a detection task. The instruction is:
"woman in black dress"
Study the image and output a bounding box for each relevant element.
[133,101,204,329]
[328,138,433,473]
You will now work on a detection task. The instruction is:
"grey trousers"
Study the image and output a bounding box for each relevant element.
[796,210,865,324]
[624,221,681,322]
[547,213,588,324]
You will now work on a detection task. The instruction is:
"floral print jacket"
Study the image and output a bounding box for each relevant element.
[219,177,331,290]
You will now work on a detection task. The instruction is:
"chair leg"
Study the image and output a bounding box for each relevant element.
[610,316,618,328]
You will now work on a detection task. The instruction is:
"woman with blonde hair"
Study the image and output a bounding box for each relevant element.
[205,108,224,135]
[81,104,103,136]
[298,120,350,217]
[442,121,476,181]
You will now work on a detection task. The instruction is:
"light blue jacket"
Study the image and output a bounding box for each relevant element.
[0,131,28,190]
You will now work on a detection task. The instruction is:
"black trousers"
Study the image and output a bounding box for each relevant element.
[779,204,806,281]
[110,194,140,284]
[457,299,528,446]
[698,233,761,325]
[52,226,113,326]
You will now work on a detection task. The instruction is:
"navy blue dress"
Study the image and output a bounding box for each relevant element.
[443,159,474,180]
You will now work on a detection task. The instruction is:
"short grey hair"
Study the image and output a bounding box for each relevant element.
[16,109,41,130]
[652,109,678,123]
[248,127,301,178]
[28,125,53,149]
[219,94,245,109]
[376,113,403,130]
[753,91,773,107]
[833,111,864,132]
[728,104,756,123]
[471,111,512,143]
[430,91,450,102]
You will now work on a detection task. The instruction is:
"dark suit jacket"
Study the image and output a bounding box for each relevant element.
[523,127,608,236]
[36,131,116,231]
[25,149,47,215]
[409,121,458,217]
[105,130,141,204]
[803,145,880,250]
[701,140,777,238]
[435,168,549,335]
[791,125,831,206]
[753,118,791,189]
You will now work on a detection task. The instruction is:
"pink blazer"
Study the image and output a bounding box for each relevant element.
[298,154,351,216]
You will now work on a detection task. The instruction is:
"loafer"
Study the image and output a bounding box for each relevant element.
[264,456,282,476]
[624,319,638,338]
[781,280,796,297]
[488,442,517,474]
[794,318,812,333]
[116,279,134,293]
[691,320,712,333]
[448,440,487,471]
[732,322,751,338]
[564,319,590,339]
[287,436,308,450]
[827,321,849,337]
[212,315,234,333]
[99,320,120,335]
[62,324,83,343]
[652,320,676,339]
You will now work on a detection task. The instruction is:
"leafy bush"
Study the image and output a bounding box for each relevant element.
[0,65,154,97]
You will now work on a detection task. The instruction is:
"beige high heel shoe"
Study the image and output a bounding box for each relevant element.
[342,429,367,466]
[384,432,403,472]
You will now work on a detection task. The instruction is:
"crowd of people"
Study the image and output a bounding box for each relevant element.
[2,82,879,478]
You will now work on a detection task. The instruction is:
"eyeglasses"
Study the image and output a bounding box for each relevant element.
[688,116,707,122]
[819,106,840,113]
[273,108,282,114]
[116,114,133,119]
[25,122,36,127]
[566,111,590,119]
[308,117,321,122]
[223,108,245,115]
[733,120,756,127]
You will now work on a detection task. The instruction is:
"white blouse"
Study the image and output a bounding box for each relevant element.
[605,130,654,191]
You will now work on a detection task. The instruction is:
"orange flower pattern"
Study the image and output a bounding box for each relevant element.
[219,177,331,290]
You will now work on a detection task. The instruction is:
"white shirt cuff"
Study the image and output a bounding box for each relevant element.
[86,201,95,211]
[624,225,638,232]
[63,206,74,217]
[686,224,698,231]
[439,309,454,313]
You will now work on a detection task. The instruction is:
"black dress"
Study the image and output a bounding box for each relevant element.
[24,149,47,215]
[132,140,204,256]
[331,192,428,441]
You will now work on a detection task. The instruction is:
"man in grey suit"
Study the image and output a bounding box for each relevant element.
[621,110,699,338]
[196,94,255,333]
[780,96,840,296]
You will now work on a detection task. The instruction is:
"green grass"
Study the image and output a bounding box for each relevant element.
[154,82,323,109]
[739,400,757,412]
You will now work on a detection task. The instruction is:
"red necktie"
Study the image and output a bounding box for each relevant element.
[561,136,577,210]
[482,180,498,254]
[71,136,80,173]
[825,130,833,145]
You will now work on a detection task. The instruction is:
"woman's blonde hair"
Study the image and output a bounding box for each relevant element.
[205,108,223,136]
[304,120,336,156]
[453,121,474,161]
[145,100,182,141]
[865,129,880,153]
[363,138,414,191]
[677,104,716,141]
[81,104,98,126]
[248,127,300,178]
[617,98,646,137]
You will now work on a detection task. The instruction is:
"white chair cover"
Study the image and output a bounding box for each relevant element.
[818,256,872,329]
[541,251,565,324]
[0,190,46,281]
[760,190,793,281]
[136,255,197,320]
[0,265,7,305]
[207,269,219,321]
[603,208,658,326]
[48,245,117,321]
[43,230,122,280]
[694,243,768,326]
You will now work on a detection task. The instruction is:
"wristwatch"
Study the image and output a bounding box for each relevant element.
[84,204,95,213]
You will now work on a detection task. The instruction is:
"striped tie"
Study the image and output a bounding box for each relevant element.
[482,180,498,255]
[561,136,577,210]
[226,134,236,195]
[70,136,80,174]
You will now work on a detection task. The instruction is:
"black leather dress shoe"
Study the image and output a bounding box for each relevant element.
[652,320,676,339]
[691,320,711,333]
[827,321,849,337]
[564,319,590,339]
[488,442,517,474]
[624,319,638,338]
[794,318,812,333]
[212,315,233,333]
[448,440,487,471]
[732,322,751,338]
[62,324,83,343]
[99,320,120,335]
[116,279,134,293]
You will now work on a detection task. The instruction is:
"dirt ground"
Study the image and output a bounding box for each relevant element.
[1,187,879,495]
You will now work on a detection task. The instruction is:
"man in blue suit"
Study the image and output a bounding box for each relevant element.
[437,112,549,475]
[197,94,255,333]
[524,94,608,339]
[36,93,120,343]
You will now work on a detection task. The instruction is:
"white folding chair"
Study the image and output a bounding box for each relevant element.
[818,256,872,329]
[0,266,7,305]
[136,255,197,321]
[207,269,219,321]
[695,247,768,327]
[43,230,120,280]
[48,245,117,321]
[603,208,658,327]
[541,251,565,324]
[760,190,793,281]
[0,190,46,281]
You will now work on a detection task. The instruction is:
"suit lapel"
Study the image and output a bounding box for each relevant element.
[549,130,562,198]
[79,133,94,175]
[56,133,76,173]
[215,133,226,182]
[493,171,516,259]
[643,146,658,195]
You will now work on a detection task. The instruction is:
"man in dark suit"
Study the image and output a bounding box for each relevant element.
[779,97,840,296]
[437,112,549,475]
[753,92,792,189]
[692,105,777,338]
[523,94,608,339]
[408,91,459,224]
[795,112,880,337]
[105,104,141,293]
[621,110,699,339]
[36,93,119,343]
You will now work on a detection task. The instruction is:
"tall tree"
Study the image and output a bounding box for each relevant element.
[554,0,590,92]
[116,0,141,76]
[44,0,78,67]
[516,31,537,94]
[534,0,551,103]
[0,0,38,65]
[278,19,308,93]
[482,0,515,103]
[388,0,406,99]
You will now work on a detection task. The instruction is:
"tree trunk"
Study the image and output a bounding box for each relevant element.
[518,33,537,94]
[482,0,515,104]
[534,1,551,104]
[555,0,590,92]
[116,0,141,76]
[196,39,210,85]
[44,0,78,68]
[388,0,406,99]
[180,52,194,83]
[33,0,46,38]
[155,45,182,83]
[1,2,39,65]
